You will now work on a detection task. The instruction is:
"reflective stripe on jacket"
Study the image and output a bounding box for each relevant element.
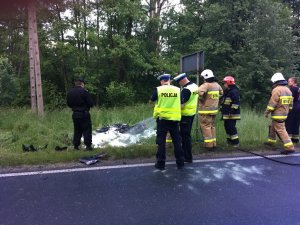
[153,85,181,121]
[182,83,199,116]
[266,85,293,121]
[220,85,241,120]
[198,82,223,115]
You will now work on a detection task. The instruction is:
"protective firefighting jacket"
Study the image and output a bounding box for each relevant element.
[265,83,293,121]
[153,85,181,121]
[220,85,240,119]
[198,82,223,115]
[182,83,199,116]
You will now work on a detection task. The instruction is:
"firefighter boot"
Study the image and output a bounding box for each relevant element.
[281,144,295,154]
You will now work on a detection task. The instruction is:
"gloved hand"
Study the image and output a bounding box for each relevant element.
[264,111,269,118]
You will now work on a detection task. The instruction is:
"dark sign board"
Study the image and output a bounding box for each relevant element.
[180,51,204,73]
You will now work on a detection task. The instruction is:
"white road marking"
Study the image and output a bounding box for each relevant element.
[1,153,300,178]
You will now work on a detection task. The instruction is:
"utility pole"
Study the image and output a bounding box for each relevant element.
[28,0,44,116]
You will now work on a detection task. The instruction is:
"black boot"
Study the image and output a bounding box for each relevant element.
[155,161,165,170]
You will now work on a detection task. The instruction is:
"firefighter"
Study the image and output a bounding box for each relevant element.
[149,74,185,170]
[220,76,240,147]
[198,69,223,150]
[264,72,295,154]
[285,77,300,143]
[67,77,94,150]
[173,73,199,163]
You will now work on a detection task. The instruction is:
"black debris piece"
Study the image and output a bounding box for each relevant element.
[79,153,108,166]
[22,144,31,152]
[79,158,99,165]
[95,124,132,134]
[22,144,48,152]
[96,126,110,133]
[113,123,132,133]
[55,146,68,151]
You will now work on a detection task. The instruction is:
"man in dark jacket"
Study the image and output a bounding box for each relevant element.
[285,77,300,143]
[67,77,94,150]
[220,76,240,147]
[173,73,199,163]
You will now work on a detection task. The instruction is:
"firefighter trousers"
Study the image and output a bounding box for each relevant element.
[268,120,294,150]
[199,114,216,148]
[224,119,239,145]
[285,108,300,143]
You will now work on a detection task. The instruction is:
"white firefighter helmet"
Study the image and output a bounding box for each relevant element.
[271,72,285,83]
[201,69,214,79]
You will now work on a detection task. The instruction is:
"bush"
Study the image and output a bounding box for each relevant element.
[42,80,66,110]
[0,57,17,106]
[106,81,136,106]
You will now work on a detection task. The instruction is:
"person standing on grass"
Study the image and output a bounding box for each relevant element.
[285,77,300,144]
[173,73,199,163]
[220,76,241,147]
[198,69,223,151]
[264,72,294,154]
[67,77,94,150]
[149,74,185,170]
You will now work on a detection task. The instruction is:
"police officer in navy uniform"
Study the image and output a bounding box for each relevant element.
[285,77,300,143]
[67,77,94,150]
[149,74,185,170]
[173,73,199,163]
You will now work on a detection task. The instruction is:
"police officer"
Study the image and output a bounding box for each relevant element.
[220,76,240,147]
[285,77,300,143]
[198,69,223,150]
[149,74,184,170]
[67,77,94,150]
[264,73,294,154]
[173,73,199,163]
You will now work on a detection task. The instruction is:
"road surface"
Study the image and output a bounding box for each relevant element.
[1,154,300,225]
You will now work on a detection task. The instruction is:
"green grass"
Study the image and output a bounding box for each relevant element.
[0,105,271,167]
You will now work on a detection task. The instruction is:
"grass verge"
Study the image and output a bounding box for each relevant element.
[0,105,277,167]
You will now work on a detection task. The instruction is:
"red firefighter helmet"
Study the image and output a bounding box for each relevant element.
[223,76,235,85]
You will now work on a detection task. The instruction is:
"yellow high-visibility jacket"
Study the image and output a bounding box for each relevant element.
[153,85,181,121]
[182,83,199,116]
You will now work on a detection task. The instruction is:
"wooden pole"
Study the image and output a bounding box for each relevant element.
[28,1,37,113]
[28,0,44,116]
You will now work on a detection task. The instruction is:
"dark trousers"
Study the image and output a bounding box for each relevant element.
[180,115,195,161]
[72,112,92,148]
[285,108,300,143]
[224,119,239,145]
[156,119,184,166]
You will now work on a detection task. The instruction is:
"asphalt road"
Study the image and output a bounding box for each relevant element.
[1,154,300,225]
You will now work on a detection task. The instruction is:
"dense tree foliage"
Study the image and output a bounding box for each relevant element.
[0,0,298,109]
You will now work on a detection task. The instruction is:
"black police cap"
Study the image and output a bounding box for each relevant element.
[75,77,85,83]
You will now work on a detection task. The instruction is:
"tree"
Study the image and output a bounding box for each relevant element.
[231,0,294,108]
[0,57,17,106]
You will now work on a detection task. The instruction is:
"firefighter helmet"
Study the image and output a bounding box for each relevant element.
[223,76,235,85]
[271,73,285,83]
[201,69,214,79]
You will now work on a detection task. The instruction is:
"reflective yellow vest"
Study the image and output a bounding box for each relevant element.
[153,85,181,121]
[182,83,199,116]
